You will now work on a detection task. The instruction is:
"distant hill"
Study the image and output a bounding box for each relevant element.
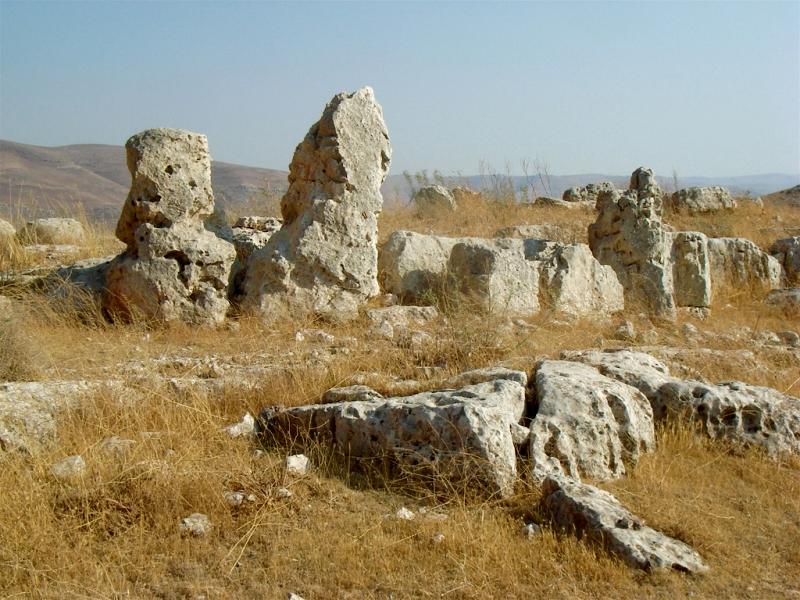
[0,140,287,222]
[1,139,797,222]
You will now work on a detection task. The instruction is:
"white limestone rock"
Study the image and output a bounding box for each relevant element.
[541,475,708,573]
[285,453,310,476]
[770,236,800,285]
[707,237,783,293]
[528,361,655,482]
[413,185,457,212]
[18,218,85,245]
[670,186,736,213]
[259,378,526,498]
[223,412,255,438]
[242,87,391,322]
[669,231,712,308]
[179,513,211,536]
[589,168,675,320]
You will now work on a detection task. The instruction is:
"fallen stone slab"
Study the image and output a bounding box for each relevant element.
[528,361,654,482]
[258,377,527,497]
[540,475,708,573]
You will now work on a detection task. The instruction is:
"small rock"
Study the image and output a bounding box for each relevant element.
[50,455,86,479]
[510,423,531,446]
[295,329,335,344]
[614,321,636,341]
[288,594,306,600]
[224,491,247,507]
[432,532,446,544]
[180,513,212,536]
[223,413,255,438]
[395,507,415,520]
[285,454,310,476]
[275,487,293,499]
[777,331,800,348]
[522,523,541,538]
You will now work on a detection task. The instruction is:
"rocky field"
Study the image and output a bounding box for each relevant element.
[1,88,799,599]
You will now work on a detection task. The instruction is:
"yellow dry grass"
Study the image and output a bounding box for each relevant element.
[1,193,799,598]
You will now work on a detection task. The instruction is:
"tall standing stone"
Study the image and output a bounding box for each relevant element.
[241,87,392,321]
[104,129,235,326]
[588,167,676,320]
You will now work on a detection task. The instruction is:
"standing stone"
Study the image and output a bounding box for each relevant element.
[588,167,676,320]
[669,231,712,307]
[242,87,392,321]
[104,129,235,326]
[413,185,457,212]
[707,238,783,294]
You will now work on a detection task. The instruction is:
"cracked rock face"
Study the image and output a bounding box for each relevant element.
[258,377,526,498]
[242,87,392,321]
[528,361,655,482]
[563,349,800,457]
[104,129,235,326]
[589,168,676,320]
[541,475,708,573]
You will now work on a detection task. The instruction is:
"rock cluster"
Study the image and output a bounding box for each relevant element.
[562,181,616,204]
[241,87,392,321]
[104,128,236,326]
[380,233,623,317]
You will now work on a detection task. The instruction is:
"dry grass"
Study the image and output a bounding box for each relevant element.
[1,193,799,598]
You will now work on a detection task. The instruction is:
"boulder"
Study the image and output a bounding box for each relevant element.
[540,476,708,573]
[448,238,541,316]
[242,87,392,321]
[588,167,676,320]
[0,219,15,244]
[103,129,235,326]
[528,361,655,482]
[18,218,85,245]
[770,237,800,285]
[669,231,712,307]
[562,181,616,204]
[451,186,480,204]
[562,349,800,457]
[670,186,736,213]
[115,128,215,246]
[413,185,457,212]
[378,231,470,302]
[765,288,800,316]
[258,377,526,498]
[707,238,783,293]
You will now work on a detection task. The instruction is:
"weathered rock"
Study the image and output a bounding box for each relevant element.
[322,385,384,404]
[180,513,211,536]
[448,238,541,316]
[378,231,469,301]
[528,361,655,482]
[18,218,85,245]
[242,88,391,321]
[670,186,736,213]
[104,129,235,326]
[105,221,235,326]
[589,168,675,320]
[707,238,783,293]
[562,349,800,457]
[259,377,526,497]
[765,288,800,316]
[223,412,255,438]
[533,243,624,316]
[535,196,593,210]
[413,185,457,212]
[285,453,310,475]
[115,129,215,246]
[494,224,566,242]
[51,454,87,479]
[0,219,16,244]
[770,237,800,285]
[541,475,708,573]
[233,216,283,232]
[562,181,616,204]
[669,231,712,307]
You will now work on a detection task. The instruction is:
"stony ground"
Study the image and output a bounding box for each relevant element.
[1,198,799,599]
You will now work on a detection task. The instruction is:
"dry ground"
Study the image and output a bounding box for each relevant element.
[1,196,799,599]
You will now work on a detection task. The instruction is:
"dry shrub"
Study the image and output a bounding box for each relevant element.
[0,312,46,381]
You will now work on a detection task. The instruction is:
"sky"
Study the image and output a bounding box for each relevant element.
[1,1,798,178]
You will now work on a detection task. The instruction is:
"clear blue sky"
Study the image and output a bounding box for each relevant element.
[1,1,798,177]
